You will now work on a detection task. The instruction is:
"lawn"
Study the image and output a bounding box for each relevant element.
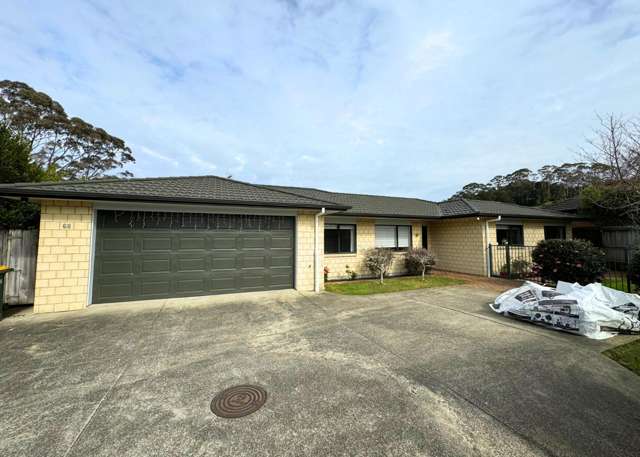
[604,339,640,376]
[601,275,634,293]
[325,275,466,295]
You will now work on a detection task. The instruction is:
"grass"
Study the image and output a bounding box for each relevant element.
[324,275,466,295]
[601,275,634,292]
[603,339,640,376]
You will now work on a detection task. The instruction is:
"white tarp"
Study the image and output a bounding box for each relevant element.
[490,281,640,339]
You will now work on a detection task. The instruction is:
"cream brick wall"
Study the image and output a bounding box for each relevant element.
[429,218,486,276]
[295,211,323,291]
[33,200,93,313]
[324,220,423,280]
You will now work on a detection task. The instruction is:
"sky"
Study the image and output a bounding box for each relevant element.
[2,0,640,200]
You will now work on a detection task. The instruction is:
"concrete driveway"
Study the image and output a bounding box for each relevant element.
[1,284,640,457]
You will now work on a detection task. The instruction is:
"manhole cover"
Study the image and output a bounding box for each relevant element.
[210,385,267,418]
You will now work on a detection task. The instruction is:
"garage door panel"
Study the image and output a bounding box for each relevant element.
[100,237,135,252]
[140,279,172,297]
[141,236,172,251]
[211,274,237,292]
[175,278,207,294]
[242,255,266,269]
[240,275,266,290]
[140,258,171,274]
[271,236,293,249]
[96,282,135,300]
[211,256,236,270]
[211,237,236,249]
[241,236,266,249]
[92,211,294,304]
[175,256,207,272]
[271,254,293,267]
[98,257,135,275]
[178,236,206,250]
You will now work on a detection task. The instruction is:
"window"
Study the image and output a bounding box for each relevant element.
[544,225,566,240]
[375,225,412,250]
[324,224,356,254]
[496,224,523,246]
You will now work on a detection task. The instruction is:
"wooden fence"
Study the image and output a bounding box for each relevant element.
[0,229,38,305]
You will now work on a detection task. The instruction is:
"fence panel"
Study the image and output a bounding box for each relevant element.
[488,243,633,292]
[0,229,39,305]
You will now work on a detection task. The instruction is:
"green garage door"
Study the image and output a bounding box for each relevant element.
[92,210,295,304]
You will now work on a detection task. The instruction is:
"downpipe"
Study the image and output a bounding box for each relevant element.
[484,215,501,277]
[314,208,326,293]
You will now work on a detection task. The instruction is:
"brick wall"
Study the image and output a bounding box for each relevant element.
[428,218,486,276]
[33,200,93,313]
[295,211,323,291]
[324,220,423,280]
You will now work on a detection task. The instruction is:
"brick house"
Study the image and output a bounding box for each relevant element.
[0,176,575,313]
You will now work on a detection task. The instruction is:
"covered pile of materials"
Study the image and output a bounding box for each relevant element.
[490,281,640,339]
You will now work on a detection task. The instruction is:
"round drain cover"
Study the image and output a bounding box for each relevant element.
[211,385,267,418]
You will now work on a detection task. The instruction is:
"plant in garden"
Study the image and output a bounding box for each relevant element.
[363,248,395,284]
[531,239,606,285]
[323,266,330,282]
[345,265,357,280]
[405,248,436,280]
[500,258,532,279]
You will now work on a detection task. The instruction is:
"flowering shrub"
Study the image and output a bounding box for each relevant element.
[531,239,606,285]
[363,248,395,284]
[405,248,436,279]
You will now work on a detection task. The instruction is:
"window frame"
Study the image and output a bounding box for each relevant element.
[324,223,357,254]
[375,224,412,251]
[496,224,524,246]
[544,225,566,240]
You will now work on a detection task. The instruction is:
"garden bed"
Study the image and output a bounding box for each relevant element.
[324,275,465,295]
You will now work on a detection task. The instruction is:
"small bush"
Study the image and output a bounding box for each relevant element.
[345,265,357,280]
[405,248,436,279]
[500,259,532,279]
[363,248,395,284]
[531,239,606,285]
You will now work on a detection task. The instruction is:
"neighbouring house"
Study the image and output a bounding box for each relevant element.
[0,176,575,313]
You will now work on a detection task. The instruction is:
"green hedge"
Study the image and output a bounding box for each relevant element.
[532,239,606,285]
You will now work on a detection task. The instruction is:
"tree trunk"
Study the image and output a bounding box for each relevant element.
[421,265,425,281]
[380,270,384,284]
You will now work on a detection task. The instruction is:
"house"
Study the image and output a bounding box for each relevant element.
[0,175,575,313]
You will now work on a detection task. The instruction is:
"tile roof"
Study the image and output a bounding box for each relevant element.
[461,199,573,219]
[0,175,574,220]
[0,176,347,210]
[542,197,581,213]
[264,185,443,218]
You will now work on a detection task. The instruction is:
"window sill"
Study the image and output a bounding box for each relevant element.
[325,252,358,257]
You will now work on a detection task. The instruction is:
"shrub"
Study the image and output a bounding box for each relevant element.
[345,265,357,280]
[363,248,395,284]
[531,239,606,285]
[500,258,532,279]
[405,248,436,280]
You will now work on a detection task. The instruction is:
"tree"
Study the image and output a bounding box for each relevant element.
[0,125,58,228]
[451,162,607,206]
[0,80,134,179]
[0,124,42,183]
[363,248,395,284]
[405,248,436,280]
[580,113,640,227]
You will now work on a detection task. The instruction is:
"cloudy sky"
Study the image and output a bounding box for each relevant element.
[2,1,640,200]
